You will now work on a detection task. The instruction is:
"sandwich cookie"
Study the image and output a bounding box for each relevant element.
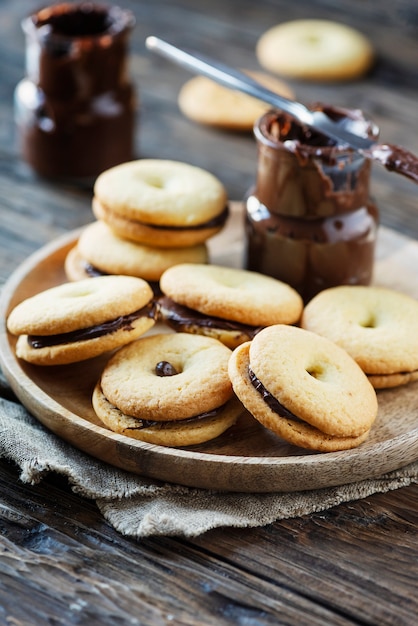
[228,324,378,452]
[301,285,418,388]
[158,263,303,348]
[65,220,208,287]
[256,19,374,82]
[93,159,229,248]
[93,332,241,447]
[178,70,294,132]
[7,275,156,365]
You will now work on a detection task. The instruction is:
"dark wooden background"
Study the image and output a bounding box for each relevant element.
[1,0,418,624]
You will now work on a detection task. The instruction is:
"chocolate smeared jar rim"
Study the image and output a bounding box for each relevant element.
[255,104,380,165]
[22,2,135,44]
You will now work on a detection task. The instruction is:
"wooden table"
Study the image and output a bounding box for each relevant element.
[1,0,418,623]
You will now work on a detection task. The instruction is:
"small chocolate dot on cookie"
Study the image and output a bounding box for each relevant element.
[155,361,179,377]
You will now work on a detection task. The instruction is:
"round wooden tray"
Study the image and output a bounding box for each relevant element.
[1,205,418,493]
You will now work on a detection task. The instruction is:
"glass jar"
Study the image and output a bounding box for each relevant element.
[14,2,136,182]
[245,106,380,302]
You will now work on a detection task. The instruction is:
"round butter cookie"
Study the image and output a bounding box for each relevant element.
[301,285,418,388]
[178,70,294,131]
[93,159,228,247]
[7,276,156,366]
[228,324,378,452]
[256,19,374,82]
[65,220,208,283]
[93,332,241,446]
[158,263,303,348]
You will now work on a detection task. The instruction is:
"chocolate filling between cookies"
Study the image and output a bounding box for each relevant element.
[108,397,230,431]
[83,262,108,278]
[28,302,156,349]
[81,261,161,295]
[157,296,263,337]
[248,367,304,423]
[107,204,229,231]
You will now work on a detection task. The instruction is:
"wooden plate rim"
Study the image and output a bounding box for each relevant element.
[1,225,418,492]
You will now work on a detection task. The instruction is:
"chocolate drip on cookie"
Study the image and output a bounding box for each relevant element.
[28,302,157,349]
[248,367,303,423]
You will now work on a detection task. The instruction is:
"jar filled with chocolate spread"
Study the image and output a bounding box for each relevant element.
[14,2,136,182]
[245,105,380,301]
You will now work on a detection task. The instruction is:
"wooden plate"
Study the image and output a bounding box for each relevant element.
[1,204,418,493]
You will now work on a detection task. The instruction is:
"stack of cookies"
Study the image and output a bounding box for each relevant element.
[65,158,229,291]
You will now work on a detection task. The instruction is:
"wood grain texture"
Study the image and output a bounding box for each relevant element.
[0,457,417,625]
[1,0,418,623]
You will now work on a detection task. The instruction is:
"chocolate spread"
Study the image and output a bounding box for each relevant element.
[15,3,136,180]
[28,302,155,349]
[81,261,161,296]
[245,106,380,301]
[157,296,262,337]
[249,368,302,423]
[124,404,228,431]
[103,204,229,230]
[84,262,107,278]
[147,205,229,230]
[367,144,418,183]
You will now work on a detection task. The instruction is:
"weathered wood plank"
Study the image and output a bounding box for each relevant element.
[0,459,417,625]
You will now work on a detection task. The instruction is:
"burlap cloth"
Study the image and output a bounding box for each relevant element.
[1,371,417,538]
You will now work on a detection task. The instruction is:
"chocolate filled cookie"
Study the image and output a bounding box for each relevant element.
[302,285,418,388]
[228,324,378,452]
[7,275,156,365]
[65,220,208,285]
[158,263,303,348]
[92,159,229,248]
[93,332,241,446]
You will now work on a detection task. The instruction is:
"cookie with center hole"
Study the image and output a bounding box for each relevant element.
[158,263,303,348]
[7,275,156,365]
[228,324,377,452]
[301,285,418,388]
[65,220,208,291]
[93,332,241,446]
[256,19,374,82]
[92,159,229,248]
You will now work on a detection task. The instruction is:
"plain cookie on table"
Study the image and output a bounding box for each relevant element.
[178,70,294,131]
[256,19,374,81]
[228,324,378,452]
